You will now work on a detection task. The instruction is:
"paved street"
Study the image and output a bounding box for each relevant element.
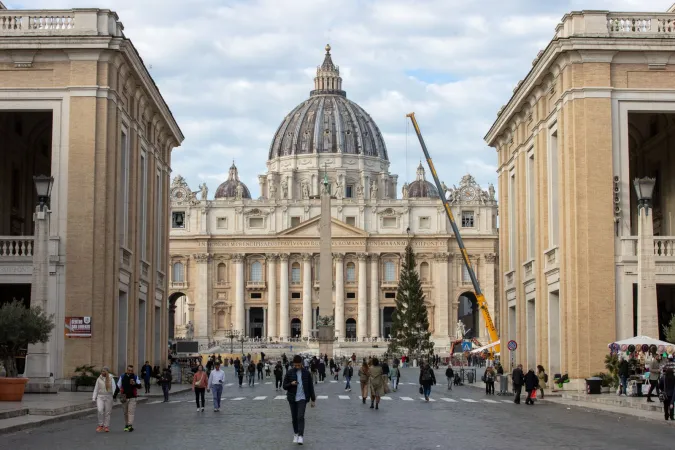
[4,367,673,449]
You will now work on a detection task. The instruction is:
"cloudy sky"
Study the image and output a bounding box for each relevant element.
[12,0,675,198]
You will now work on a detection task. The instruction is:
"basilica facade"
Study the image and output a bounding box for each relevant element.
[168,46,499,349]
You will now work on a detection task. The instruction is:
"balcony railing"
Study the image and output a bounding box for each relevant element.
[0,9,124,37]
[504,270,515,287]
[141,261,150,279]
[523,260,534,280]
[215,280,230,287]
[0,237,34,258]
[120,247,132,268]
[246,281,266,290]
[554,11,675,40]
[621,236,675,258]
[544,247,559,272]
[381,280,397,290]
[170,281,187,289]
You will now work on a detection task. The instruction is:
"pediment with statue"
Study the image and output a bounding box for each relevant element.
[171,175,201,206]
[442,174,496,206]
[277,216,368,238]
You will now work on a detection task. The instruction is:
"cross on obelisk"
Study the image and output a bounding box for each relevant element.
[318,164,334,357]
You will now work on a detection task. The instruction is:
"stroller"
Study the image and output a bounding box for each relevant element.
[453,373,463,386]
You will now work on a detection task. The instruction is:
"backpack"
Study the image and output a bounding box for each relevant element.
[544,373,549,383]
[421,369,432,382]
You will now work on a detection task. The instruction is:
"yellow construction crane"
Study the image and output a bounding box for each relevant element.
[406,112,501,356]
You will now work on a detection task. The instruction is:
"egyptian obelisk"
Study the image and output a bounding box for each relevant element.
[318,172,335,357]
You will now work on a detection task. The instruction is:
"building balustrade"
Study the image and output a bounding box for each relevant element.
[381,280,398,290]
[544,247,559,272]
[120,247,132,268]
[620,236,675,259]
[0,236,34,258]
[141,261,150,279]
[246,280,266,290]
[215,280,230,287]
[170,281,188,289]
[523,259,534,280]
[505,270,515,287]
[0,9,124,37]
[552,11,675,40]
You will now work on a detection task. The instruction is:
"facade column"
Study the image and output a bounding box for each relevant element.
[193,253,210,340]
[245,306,250,337]
[483,253,497,338]
[357,253,368,340]
[450,253,459,338]
[335,253,345,339]
[637,202,658,337]
[370,254,380,338]
[234,254,245,334]
[302,253,313,338]
[279,254,290,340]
[267,254,277,339]
[263,306,267,338]
[434,252,450,338]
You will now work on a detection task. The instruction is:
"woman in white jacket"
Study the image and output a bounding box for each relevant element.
[92,367,115,432]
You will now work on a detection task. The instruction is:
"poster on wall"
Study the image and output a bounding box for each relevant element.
[65,316,92,338]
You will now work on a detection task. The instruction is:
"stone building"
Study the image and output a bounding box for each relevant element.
[485,7,675,387]
[169,46,498,351]
[0,7,183,382]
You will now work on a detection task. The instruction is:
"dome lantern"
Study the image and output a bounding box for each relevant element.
[311,43,345,97]
[214,161,251,199]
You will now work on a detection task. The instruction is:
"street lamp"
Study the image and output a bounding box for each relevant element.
[633,176,658,337]
[33,175,54,211]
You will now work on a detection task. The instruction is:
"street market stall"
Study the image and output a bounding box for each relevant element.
[608,336,675,396]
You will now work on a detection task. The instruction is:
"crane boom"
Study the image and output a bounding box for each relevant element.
[406,112,500,355]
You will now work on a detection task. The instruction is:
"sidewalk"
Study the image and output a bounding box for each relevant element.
[0,385,191,435]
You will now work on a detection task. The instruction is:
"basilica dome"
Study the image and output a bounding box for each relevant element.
[407,163,439,198]
[268,45,388,161]
[214,163,251,199]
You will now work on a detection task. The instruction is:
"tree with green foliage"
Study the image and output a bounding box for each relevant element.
[664,314,675,344]
[0,300,54,377]
[387,242,434,359]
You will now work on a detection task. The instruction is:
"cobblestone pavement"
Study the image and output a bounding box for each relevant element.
[4,367,673,449]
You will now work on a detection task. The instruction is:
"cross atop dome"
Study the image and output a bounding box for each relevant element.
[311,44,346,97]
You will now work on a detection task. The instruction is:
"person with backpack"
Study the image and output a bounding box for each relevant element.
[537,365,548,399]
[274,361,284,391]
[247,361,256,387]
[419,362,436,402]
[483,366,495,395]
[114,365,141,432]
[445,365,454,390]
[390,363,401,392]
[343,361,353,391]
[160,366,172,402]
[283,355,316,445]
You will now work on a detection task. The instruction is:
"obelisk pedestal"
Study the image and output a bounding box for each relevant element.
[317,177,334,357]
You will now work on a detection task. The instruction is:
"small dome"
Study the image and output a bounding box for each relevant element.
[408,163,439,198]
[214,163,251,199]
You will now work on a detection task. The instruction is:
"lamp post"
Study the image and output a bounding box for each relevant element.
[225,326,239,354]
[238,335,246,356]
[634,177,658,337]
[25,175,55,391]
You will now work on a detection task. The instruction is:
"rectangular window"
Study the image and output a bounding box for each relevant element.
[139,152,147,259]
[172,211,185,228]
[291,266,301,284]
[461,211,474,228]
[290,216,301,228]
[119,129,130,246]
[548,130,559,246]
[249,217,264,228]
[291,292,301,299]
[509,172,516,270]
[345,216,356,227]
[385,292,395,299]
[527,152,535,259]
[250,293,262,299]
[382,217,396,228]
[216,217,228,229]
[419,216,430,229]
[346,292,356,299]
[384,261,396,282]
[346,185,353,198]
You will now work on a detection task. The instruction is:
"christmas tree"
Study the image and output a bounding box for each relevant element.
[388,242,434,358]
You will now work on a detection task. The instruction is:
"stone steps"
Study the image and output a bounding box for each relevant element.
[562,393,664,413]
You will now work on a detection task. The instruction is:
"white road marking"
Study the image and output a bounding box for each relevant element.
[461,398,478,403]
[407,383,417,385]
[380,396,392,400]
[483,399,499,403]
[225,383,234,387]
[420,397,436,402]
[149,400,163,404]
[338,395,350,400]
[253,396,267,400]
[275,395,286,400]
[231,397,245,401]
[400,397,413,401]
[330,381,338,383]
[501,400,513,403]
[440,398,458,402]
[265,382,272,385]
[317,395,328,399]
[169,400,181,403]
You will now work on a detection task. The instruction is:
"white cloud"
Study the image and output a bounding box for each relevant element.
[11,0,675,198]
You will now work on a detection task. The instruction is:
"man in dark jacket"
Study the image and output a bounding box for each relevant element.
[524,368,539,405]
[283,355,316,445]
[445,366,454,390]
[512,364,524,404]
[618,358,630,396]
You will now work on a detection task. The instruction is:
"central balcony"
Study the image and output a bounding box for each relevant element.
[246,281,266,290]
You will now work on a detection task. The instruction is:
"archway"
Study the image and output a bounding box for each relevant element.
[458,291,479,339]
[290,318,301,338]
[168,291,187,341]
[345,318,356,339]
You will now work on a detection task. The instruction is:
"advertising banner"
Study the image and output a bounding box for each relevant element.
[65,316,92,338]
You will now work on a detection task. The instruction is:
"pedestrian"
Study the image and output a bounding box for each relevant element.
[257,360,264,380]
[658,368,675,420]
[390,363,400,392]
[537,365,547,399]
[343,361,353,391]
[512,364,524,404]
[445,365,454,390]
[368,357,386,410]
[115,365,140,432]
[333,362,340,381]
[92,366,115,432]
[310,357,318,384]
[318,359,326,382]
[484,366,495,395]
[192,364,207,412]
[140,360,152,394]
[358,360,370,404]
[248,361,256,386]
[618,358,630,396]
[265,361,271,378]
[646,356,661,403]
[419,362,436,402]
[283,355,316,445]
[329,358,336,377]
[524,368,539,405]
[208,361,225,411]
[160,366,172,402]
[274,361,284,391]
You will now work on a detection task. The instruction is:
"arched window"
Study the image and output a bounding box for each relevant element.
[291,262,301,284]
[172,262,184,283]
[420,262,430,282]
[250,261,262,282]
[346,262,356,282]
[217,311,226,329]
[384,261,396,282]
[217,263,227,283]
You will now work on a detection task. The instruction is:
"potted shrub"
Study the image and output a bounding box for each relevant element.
[0,300,55,401]
[73,364,100,392]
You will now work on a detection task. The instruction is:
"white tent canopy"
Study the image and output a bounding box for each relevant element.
[470,340,500,354]
[611,336,673,347]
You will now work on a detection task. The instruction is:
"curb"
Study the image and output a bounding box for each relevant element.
[0,397,148,436]
[546,397,675,426]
